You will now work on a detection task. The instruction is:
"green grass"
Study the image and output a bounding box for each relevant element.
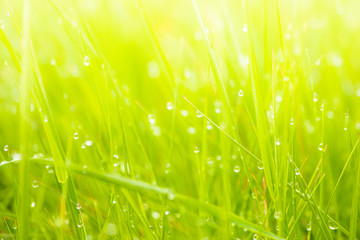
[0,0,360,239]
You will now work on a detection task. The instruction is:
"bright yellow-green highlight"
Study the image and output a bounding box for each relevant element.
[0,0,360,239]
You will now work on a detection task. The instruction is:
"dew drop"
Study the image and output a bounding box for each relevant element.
[196,110,203,118]
[83,56,90,66]
[76,202,81,210]
[295,168,300,176]
[166,102,173,110]
[242,24,248,32]
[275,95,282,102]
[290,117,294,126]
[85,140,93,147]
[274,211,281,219]
[77,220,83,228]
[275,139,281,146]
[307,221,312,231]
[194,146,200,154]
[4,145,8,152]
[187,127,196,134]
[238,90,244,97]
[148,114,156,125]
[257,162,264,170]
[152,211,160,219]
[327,111,334,119]
[313,92,319,102]
[180,109,188,117]
[147,61,160,79]
[31,202,35,208]
[233,165,240,173]
[73,132,79,140]
[328,221,338,230]
[168,191,175,200]
[32,180,40,188]
[320,104,324,111]
[318,143,324,151]
[46,165,54,174]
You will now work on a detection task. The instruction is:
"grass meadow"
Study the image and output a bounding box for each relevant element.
[0,0,360,239]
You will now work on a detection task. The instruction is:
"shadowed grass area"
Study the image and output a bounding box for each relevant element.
[0,0,360,239]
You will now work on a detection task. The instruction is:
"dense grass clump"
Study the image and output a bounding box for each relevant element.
[1,0,360,239]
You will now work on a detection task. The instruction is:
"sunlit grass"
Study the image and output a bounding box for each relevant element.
[0,0,360,239]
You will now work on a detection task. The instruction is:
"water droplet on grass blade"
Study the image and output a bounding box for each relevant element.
[290,118,294,126]
[152,211,160,219]
[307,221,312,231]
[76,202,81,210]
[238,90,244,97]
[32,180,39,188]
[187,127,196,134]
[77,219,83,228]
[327,111,334,119]
[318,143,324,151]
[148,114,156,125]
[180,109,188,117]
[234,165,240,173]
[194,146,200,153]
[167,190,175,200]
[242,24,248,32]
[147,60,160,79]
[328,220,338,230]
[196,110,203,118]
[83,56,90,66]
[46,165,54,174]
[313,92,319,102]
[73,132,79,140]
[166,102,174,110]
[345,112,349,119]
[4,145,8,151]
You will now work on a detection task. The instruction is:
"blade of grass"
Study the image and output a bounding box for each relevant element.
[17,0,31,238]
[70,164,285,240]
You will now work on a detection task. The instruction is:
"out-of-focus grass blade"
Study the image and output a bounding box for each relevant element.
[28,43,67,183]
[0,28,21,72]
[18,0,31,239]
[350,137,360,239]
[325,137,360,213]
[70,164,284,240]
